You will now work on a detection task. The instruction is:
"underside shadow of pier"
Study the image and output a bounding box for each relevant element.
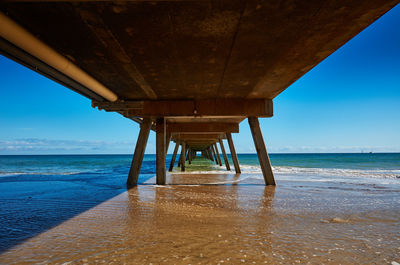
[0,160,157,254]
[0,156,259,254]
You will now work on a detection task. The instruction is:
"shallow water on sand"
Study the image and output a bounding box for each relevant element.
[1,171,399,264]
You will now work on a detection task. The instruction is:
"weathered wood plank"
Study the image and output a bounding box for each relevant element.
[93,99,273,117]
[127,118,152,187]
[226,133,241,174]
[167,122,239,134]
[171,133,224,141]
[248,117,275,185]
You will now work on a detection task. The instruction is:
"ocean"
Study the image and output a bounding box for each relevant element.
[1,153,399,185]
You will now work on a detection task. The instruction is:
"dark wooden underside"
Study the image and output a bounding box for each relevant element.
[1,0,397,102]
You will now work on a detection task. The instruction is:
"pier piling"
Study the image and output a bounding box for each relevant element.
[248,117,275,185]
[211,145,219,165]
[180,141,186,172]
[214,143,222,166]
[127,118,152,187]
[169,142,179,172]
[226,133,241,174]
[219,138,231,171]
[156,118,166,185]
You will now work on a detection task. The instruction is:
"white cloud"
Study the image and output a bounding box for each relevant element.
[0,138,135,154]
[267,145,400,153]
[1,138,398,155]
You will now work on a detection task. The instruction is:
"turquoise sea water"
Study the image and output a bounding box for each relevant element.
[0,153,399,183]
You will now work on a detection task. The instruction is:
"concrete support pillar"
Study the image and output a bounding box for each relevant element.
[214,143,222,166]
[156,118,166,185]
[168,142,179,172]
[208,147,214,161]
[226,133,241,173]
[177,142,182,167]
[219,138,231,171]
[248,117,275,185]
[180,141,186,171]
[211,144,219,165]
[193,150,196,159]
[165,133,171,155]
[127,118,152,187]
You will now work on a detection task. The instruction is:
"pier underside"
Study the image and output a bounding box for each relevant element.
[0,0,398,186]
[125,115,275,186]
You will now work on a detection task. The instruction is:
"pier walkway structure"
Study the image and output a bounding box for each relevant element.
[0,1,398,186]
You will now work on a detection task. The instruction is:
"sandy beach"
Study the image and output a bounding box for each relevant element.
[1,171,399,264]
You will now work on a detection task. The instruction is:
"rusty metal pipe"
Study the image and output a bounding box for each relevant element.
[0,11,118,102]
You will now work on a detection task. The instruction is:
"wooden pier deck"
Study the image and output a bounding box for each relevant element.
[0,0,398,186]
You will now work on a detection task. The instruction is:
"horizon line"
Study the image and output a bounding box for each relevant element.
[1,152,400,156]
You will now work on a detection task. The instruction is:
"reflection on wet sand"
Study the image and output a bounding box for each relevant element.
[0,174,399,264]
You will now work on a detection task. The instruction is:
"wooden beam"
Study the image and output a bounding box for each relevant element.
[180,141,186,172]
[214,143,222,166]
[183,139,219,143]
[166,122,239,133]
[127,118,152,187]
[93,99,273,117]
[156,118,166,185]
[171,133,224,141]
[219,138,231,171]
[168,141,179,172]
[226,133,241,174]
[182,142,219,149]
[189,145,214,150]
[248,117,275,185]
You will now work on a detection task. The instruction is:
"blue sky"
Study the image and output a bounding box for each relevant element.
[1,4,399,154]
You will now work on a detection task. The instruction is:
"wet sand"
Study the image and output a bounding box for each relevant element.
[1,173,400,264]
